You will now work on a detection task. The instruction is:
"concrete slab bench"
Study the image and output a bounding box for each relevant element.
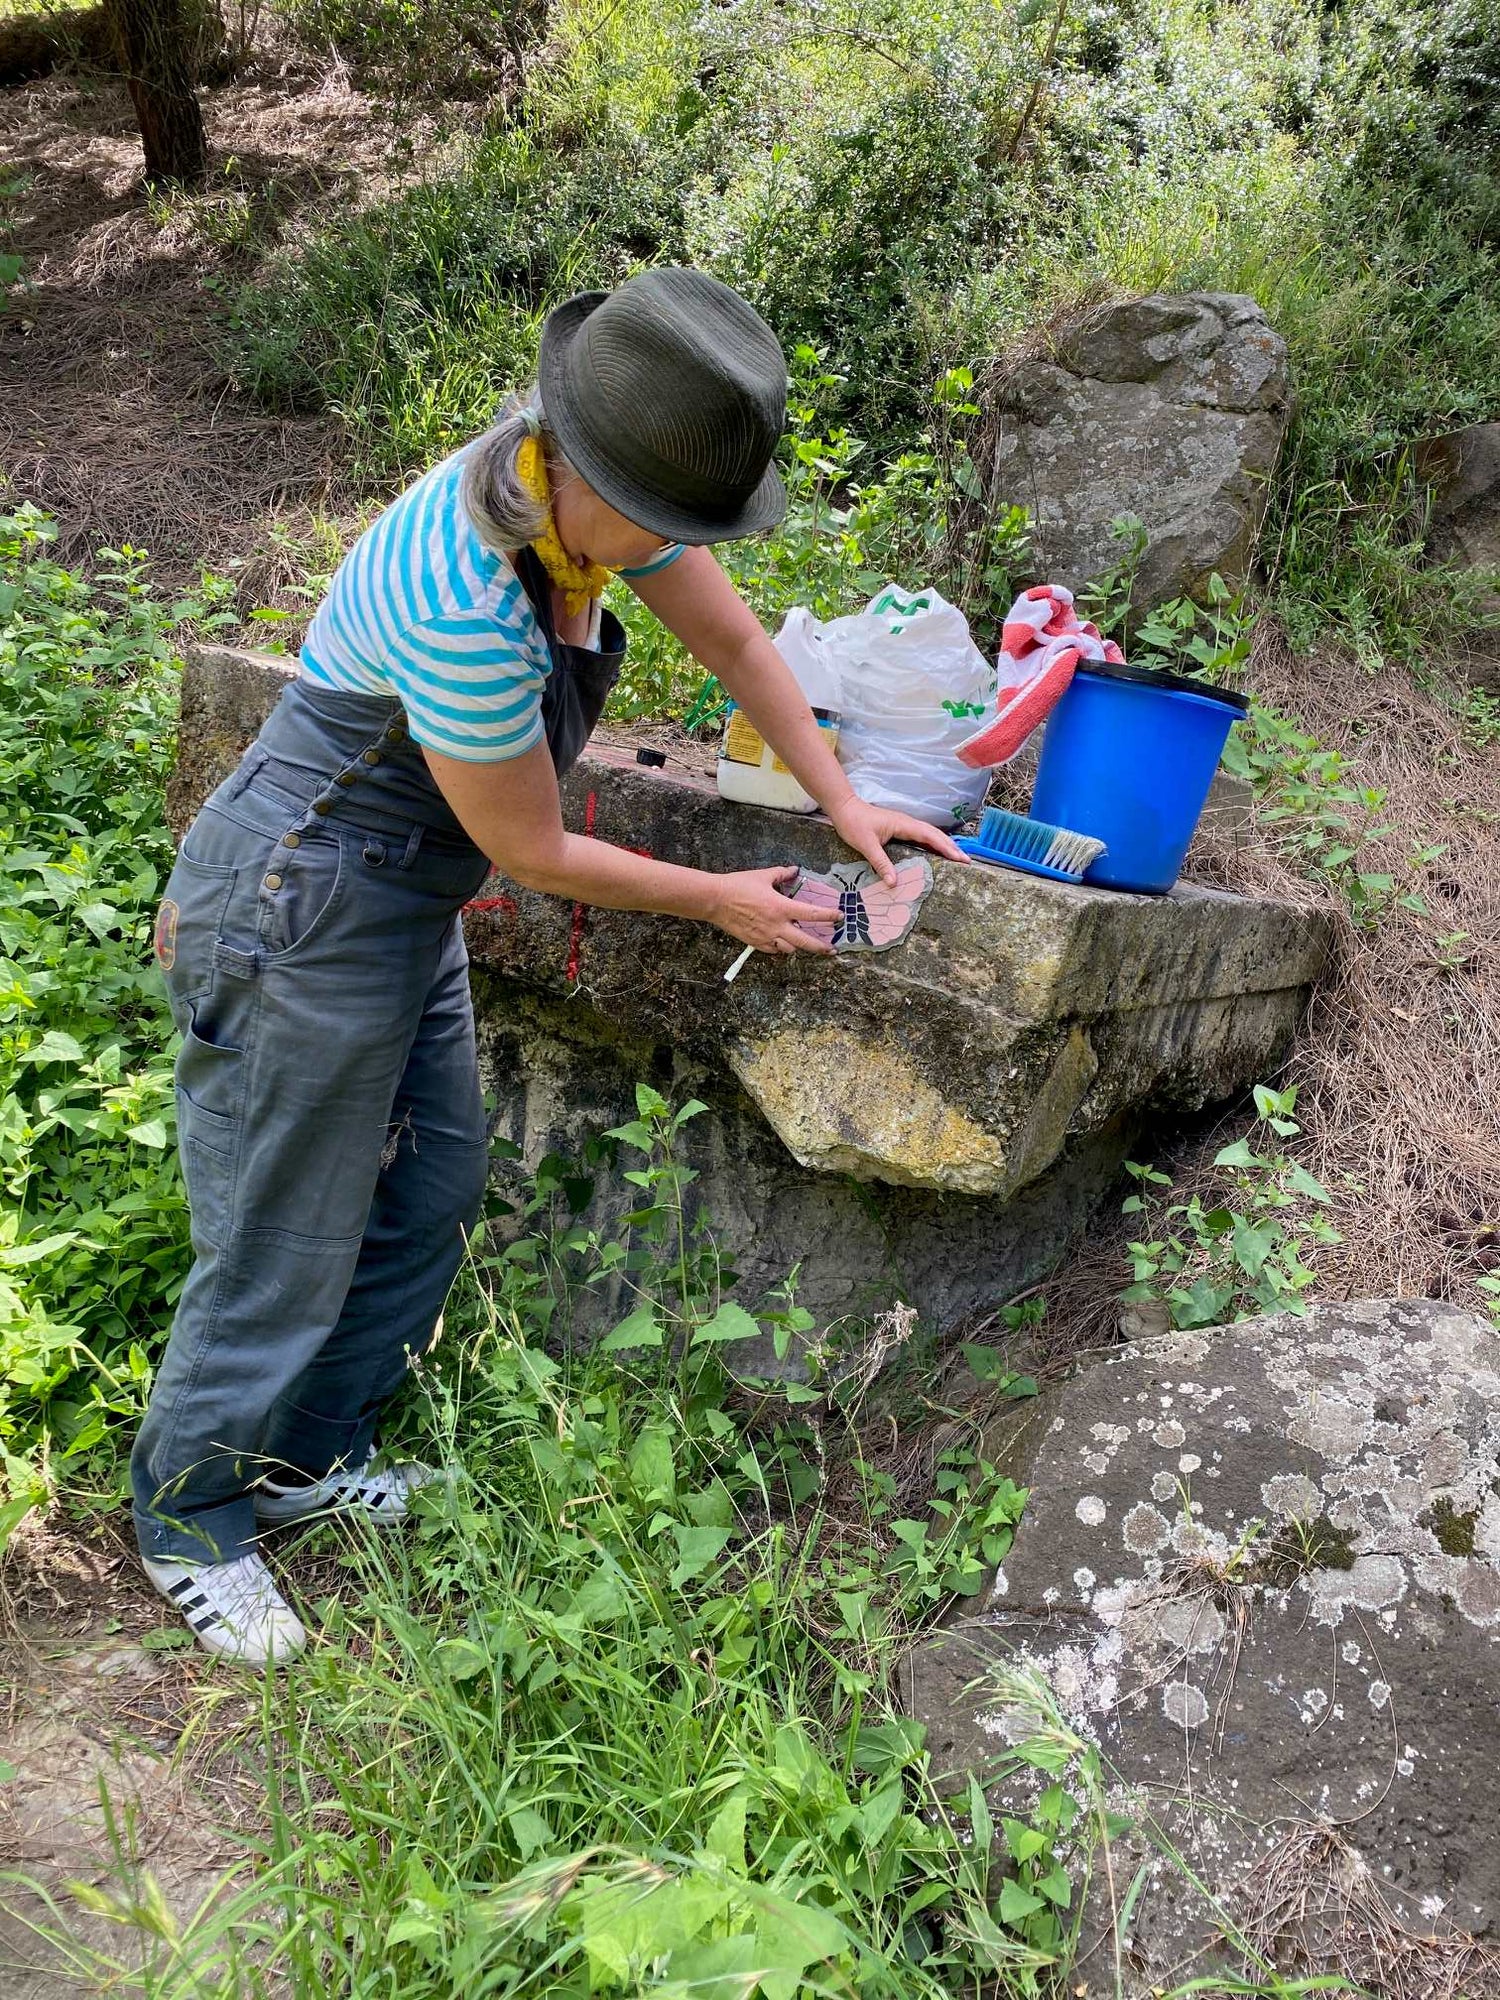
[170,645,1332,1331]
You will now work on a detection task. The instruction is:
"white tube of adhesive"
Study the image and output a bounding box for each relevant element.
[724,944,755,983]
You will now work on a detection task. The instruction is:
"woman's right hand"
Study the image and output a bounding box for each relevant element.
[711,866,837,954]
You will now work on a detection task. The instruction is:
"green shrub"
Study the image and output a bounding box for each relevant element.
[1038,0,1500,663]
[233,0,1500,672]
[1121,1085,1342,1328]
[0,509,188,1530]
[272,0,546,90]
[231,105,705,472]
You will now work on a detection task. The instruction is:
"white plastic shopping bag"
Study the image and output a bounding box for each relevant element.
[778,586,994,829]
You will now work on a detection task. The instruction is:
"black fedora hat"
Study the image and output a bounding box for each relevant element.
[538,267,788,546]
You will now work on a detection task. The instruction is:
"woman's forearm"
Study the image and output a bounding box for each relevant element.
[425,740,727,921]
[507,831,725,921]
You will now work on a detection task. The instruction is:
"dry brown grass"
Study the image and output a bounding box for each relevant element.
[1236,1821,1500,2000]
[1044,619,1500,1352]
[0,39,478,598]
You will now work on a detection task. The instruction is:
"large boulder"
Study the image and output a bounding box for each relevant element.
[1417,422,1500,581]
[982,293,1291,611]
[906,1300,1500,1989]
[170,645,1331,1329]
[1415,423,1500,692]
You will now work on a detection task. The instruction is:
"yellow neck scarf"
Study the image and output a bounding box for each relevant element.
[515,434,617,617]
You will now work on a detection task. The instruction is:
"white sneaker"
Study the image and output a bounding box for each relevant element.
[253,1455,438,1528]
[142,1551,308,1667]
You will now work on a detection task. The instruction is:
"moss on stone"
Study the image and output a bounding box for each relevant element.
[1253,1516,1357,1585]
[1422,1496,1479,1557]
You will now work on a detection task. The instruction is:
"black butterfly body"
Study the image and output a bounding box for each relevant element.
[835,886,872,949]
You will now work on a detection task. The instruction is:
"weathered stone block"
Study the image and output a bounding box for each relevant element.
[169,643,1330,1330]
[905,1301,1500,1985]
[1197,766,1253,837]
[473,983,1140,1335]
[464,747,1329,1204]
[166,642,296,838]
[982,292,1291,612]
[1415,423,1500,692]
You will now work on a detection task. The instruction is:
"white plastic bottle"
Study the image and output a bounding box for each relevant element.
[716,609,843,813]
[716,703,841,813]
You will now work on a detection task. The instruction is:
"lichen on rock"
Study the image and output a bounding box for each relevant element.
[906,1300,1500,1987]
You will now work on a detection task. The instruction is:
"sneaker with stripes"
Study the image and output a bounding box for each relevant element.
[142,1551,308,1666]
[253,1455,438,1529]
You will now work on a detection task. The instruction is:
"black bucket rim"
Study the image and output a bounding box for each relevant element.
[1073,659,1251,713]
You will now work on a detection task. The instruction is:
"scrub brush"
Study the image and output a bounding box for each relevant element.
[956,805,1106,884]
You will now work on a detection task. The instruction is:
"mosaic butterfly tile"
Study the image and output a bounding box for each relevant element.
[789,855,934,953]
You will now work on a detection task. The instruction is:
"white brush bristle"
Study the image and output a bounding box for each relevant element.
[1042,827,1106,875]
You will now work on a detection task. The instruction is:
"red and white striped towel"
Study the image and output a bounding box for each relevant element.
[957,583,1125,769]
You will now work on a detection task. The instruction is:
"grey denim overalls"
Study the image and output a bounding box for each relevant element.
[131,549,624,1564]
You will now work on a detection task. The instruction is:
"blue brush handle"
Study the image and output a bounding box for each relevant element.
[954,836,1089,884]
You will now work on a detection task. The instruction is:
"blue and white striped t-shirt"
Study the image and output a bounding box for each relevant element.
[300,448,683,763]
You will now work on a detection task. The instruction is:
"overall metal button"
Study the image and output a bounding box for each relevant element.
[385,725,406,743]
[312,800,332,815]
[264,873,283,891]
[282,831,301,848]
[362,750,382,766]
[337,772,357,788]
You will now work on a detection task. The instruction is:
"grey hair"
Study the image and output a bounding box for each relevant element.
[461,387,557,556]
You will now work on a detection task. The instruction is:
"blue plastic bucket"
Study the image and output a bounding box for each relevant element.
[1030,664,1248,894]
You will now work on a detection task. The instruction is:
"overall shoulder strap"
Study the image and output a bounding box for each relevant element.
[511,544,558,654]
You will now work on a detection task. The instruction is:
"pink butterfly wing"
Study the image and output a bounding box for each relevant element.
[788,871,842,941]
[854,859,932,948]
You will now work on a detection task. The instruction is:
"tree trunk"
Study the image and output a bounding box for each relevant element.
[105,0,207,186]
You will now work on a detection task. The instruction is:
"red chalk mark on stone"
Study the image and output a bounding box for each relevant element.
[565,790,599,985]
[464,868,519,918]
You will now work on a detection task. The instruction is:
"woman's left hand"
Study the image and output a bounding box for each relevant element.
[827,796,969,886]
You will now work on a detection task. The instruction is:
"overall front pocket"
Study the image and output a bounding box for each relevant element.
[175,1007,244,1253]
[155,849,240,1011]
[177,1008,244,1136]
[254,828,347,963]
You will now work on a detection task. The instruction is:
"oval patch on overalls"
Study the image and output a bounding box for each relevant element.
[154,898,179,971]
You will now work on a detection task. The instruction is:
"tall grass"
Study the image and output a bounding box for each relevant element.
[17,1097,1088,1997]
